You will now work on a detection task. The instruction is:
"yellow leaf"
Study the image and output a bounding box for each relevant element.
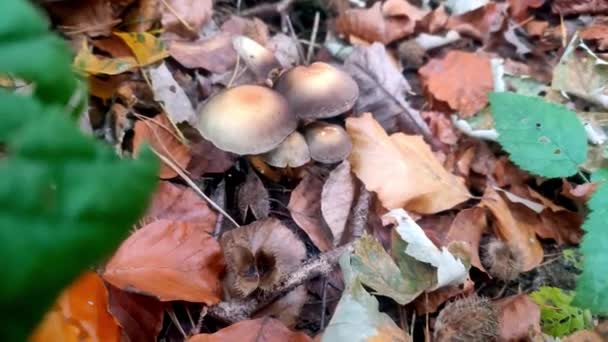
[346,113,470,214]
[114,32,169,66]
[74,41,138,75]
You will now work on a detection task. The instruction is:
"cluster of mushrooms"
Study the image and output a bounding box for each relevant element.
[196,36,359,167]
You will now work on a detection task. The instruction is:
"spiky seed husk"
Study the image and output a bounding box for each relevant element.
[434,295,499,342]
[481,239,524,282]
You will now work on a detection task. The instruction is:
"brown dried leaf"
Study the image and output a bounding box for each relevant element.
[561,180,598,203]
[106,283,164,342]
[132,113,191,179]
[416,5,449,33]
[169,33,237,73]
[321,161,356,246]
[552,0,608,15]
[422,111,459,145]
[161,0,212,38]
[46,0,125,37]
[481,188,543,271]
[237,171,270,221]
[581,22,608,50]
[495,294,541,341]
[445,207,488,272]
[188,317,312,342]
[103,219,223,304]
[413,279,475,314]
[509,0,545,21]
[336,0,427,44]
[254,285,308,328]
[221,16,270,45]
[446,3,507,43]
[182,125,236,177]
[347,113,470,214]
[288,170,333,251]
[419,51,493,117]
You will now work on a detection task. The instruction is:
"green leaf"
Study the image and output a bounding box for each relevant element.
[531,287,592,337]
[0,112,159,341]
[591,168,608,182]
[489,92,587,178]
[574,183,608,315]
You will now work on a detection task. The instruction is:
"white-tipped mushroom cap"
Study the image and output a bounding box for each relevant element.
[304,122,352,164]
[197,85,297,155]
[261,131,310,168]
[274,62,359,119]
[232,35,281,81]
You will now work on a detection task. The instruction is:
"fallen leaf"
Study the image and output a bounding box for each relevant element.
[103,219,224,303]
[221,16,270,45]
[495,294,541,341]
[481,187,544,271]
[169,33,237,73]
[267,33,300,69]
[322,161,356,246]
[188,317,312,342]
[422,111,459,145]
[161,0,212,39]
[148,62,197,124]
[124,0,160,32]
[288,169,333,251]
[509,0,545,21]
[91,36,133,58]
[445,0,489,15]
[142,181,217,232]
[184,127,236,176]
[413,279,475,314]
[581,22,608,50]
[106,283,164,342]
[336,0,426,44]
[561,180,598,203]
[445,207,488,272]
[446,3,507,43]
[347,113,470,214]
[237,170,270,220]
[343,43,429,134]
[551,0,608,15]
[46,0,123,37]
[416,5,449,33]
[419,50,493,117]
[322,254,411,342]
[132,113,191,179]
[32,271,120,342]
[253,285,308,328]
[113,32,169,66]
[74,41,138,75]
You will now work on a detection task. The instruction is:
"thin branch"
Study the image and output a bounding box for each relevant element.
[240,0,297,17]
[208,243,353,323]
[306,12,320,65]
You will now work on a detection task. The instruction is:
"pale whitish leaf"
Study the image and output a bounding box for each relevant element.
[148,62,197,124]
[321,161,355,245]
[322,254,410,342]
[445,0,489,14]
[386,209,467,290]
[343,43,429,135]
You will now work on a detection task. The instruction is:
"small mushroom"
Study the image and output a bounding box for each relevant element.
[304,122,352,164]
[232,35,281,82]
[197,85,297,155]
[261,131,310,168]
[274,62,359,120]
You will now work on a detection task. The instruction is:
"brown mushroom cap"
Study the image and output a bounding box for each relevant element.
[304,122,352,164]
[232,35,281,81]
[261,131,310,168]
[273,62,359,120]
[197,85,296,155]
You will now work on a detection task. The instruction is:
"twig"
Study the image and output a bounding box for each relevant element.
[240,0,297,17]
[306,12,320,65]
[320,277,328,329]
[227,54,241,88]
[167,306,188,339]
[193,306,207,335]
[151,148,240,228]
[160,0,196,34]
[282,14,306,65]
[208,243,353,323]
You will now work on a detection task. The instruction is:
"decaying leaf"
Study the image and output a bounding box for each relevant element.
[188,317,312,342]
[103,219,223,304]
[322,254,411,342]
[495,294,542,341]
[107,283,164,342]
[220,218,306,297]
[237,170,270,221]
[45,0,124,37]
[444,207,487,272]
[132,113,191,179]
[322,161,356,246]
[343,43,428,134]
[148,62,197,124]
[114,32,169,66]
[288,169,333,251]
[160,0,212,38]
[253,285,308,328]
[74,40,138,75]
[347,113,470,214]
[446,3,507,43]
[481,187,544,271]
[169,33,237,73]
[420,50,493,117]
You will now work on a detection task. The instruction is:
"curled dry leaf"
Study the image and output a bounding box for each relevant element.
[347,113,470,214]
[336,0,427,44]
[322,161,356,246]
[103,219,223,304]
[169,33,237,73]
[148,62,197,125]
[132,113,191,179]
[288,169,333,251]
[161,0,212,38]
[419,50,493,117]
[220,218,306,298]
[237,171,270,221]
[481,187,543,271]
[182,125,236,177]
[253,285,308,328]
[581,22,608,50]
[31,272,120,342]
[444,207,487,272]
[107,283,164,342]
[495,294,542,341]
[221,16,270,45]
[188,317,312,342]
[446,3,507,43]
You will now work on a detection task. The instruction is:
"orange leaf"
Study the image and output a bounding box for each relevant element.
[445,207,488,273]
[481,188,544,271]
[495,294,541,341]
[188,317,312,342]
[419,50,493,117]
[133,113,191,179]
[31,272,120,342]
[114,32,169,66]
[346,113,470,214]
[103,220,224,304]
